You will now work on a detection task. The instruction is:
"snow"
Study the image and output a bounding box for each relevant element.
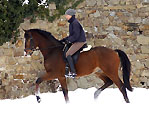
[0,88,149,120]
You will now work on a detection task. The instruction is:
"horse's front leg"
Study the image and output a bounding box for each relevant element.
[35,78,42,103]
[58,77,69,103]
[35,73,53,103]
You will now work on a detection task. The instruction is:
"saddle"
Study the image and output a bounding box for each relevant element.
[63,43,88,64]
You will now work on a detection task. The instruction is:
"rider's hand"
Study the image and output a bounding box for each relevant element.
[65,39,70,44]
[60,38,66,44]
[60,37,70,44]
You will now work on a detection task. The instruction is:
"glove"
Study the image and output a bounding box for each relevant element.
[60,37,70,44]
[60,37,67,44]
[60,38,66,43]
[65,39,71,44]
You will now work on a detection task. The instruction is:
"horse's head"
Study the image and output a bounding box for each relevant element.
[24,30,38,56]
[24,29,64,56]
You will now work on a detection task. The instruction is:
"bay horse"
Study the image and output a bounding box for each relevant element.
[24,29,133,103]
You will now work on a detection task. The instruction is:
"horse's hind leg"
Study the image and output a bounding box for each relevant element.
[94,72,113,99]
[114,78,130,103]
[58,77,69,103]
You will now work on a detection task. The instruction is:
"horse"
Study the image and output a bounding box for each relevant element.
[24,29,133,103]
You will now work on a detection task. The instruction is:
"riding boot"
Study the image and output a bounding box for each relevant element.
[65,63,70,77]
[66,55,77,78]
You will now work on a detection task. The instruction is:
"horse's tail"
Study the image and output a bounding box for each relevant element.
[115,49,133,92]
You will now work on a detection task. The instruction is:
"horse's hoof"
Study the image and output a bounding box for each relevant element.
[125,99,130,103]
[65,97,70,104]
[65,100,70,104]
[94,89,102,99]
[36,96,41,103]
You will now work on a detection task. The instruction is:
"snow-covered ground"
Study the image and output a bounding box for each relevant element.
[0,88,149,120]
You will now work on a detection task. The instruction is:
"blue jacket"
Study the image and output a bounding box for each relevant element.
[66,15,86,43]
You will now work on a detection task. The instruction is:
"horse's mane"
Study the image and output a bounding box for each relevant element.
[29,29,62,44]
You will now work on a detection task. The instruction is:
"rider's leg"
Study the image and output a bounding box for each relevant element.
[65,42,85,78]
[63,44,71,76]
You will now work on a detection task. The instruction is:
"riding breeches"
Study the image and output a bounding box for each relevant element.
[66,42,86,57]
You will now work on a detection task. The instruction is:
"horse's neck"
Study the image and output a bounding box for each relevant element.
[42,48,63,61]
[33,31,63,60]
[39,40,63,60]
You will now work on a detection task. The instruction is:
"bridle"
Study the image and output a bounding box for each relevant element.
[24,36,37,51]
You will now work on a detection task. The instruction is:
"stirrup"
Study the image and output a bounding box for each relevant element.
[70,73,77,78]
[65,72,77,79]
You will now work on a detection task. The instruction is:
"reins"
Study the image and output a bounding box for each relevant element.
[34,45,64,51]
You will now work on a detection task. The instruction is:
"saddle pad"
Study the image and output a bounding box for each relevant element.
[81,45,92,52]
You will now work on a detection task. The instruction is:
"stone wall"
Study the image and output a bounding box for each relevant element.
[0,41,59,99]
[0,0,149,99]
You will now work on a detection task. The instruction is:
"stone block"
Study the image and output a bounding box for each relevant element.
[0,56,7,67]
[137,35,149,45]
[15,65,24,73]
[135,54,149,60]
[67,78,78,91]
[31,54,41,60]
[0,88,5,99]
[17,56,32,64]
[145,60,149,68]
[86,10,96,14]
[0,48,4,56]
[86,0,97,6]
[141,46,149,53]
[97,0,108,6]
[138,12,149,17]
[141,70,149,77]
[103,5,136,10]
[77,77,89,89]
[116,12,124,17]
[3,48,14,56]
[102,17,110,25]
[128,17,134,23]
[14,47,24,57]
[13,74,24,80]
[106,26,122,31]
[48,3,56,10]
[2,79,10,86]
[134,17,142,23]
[23,64,31,73]
[94,38,111,47]
[109,0,120,5]
[57,21,67,26]
[15,40,23,48]
[20,19,31,30]
[86,39,95,47]
[61,32,67,38]
[7,57,16,65]
[83,18,94,27]
[143,30,149,36]
[133,61,144,70]
[140,24,149,31]
[93,10,100,17]
[31,61,44,71]
[76,1,86,8]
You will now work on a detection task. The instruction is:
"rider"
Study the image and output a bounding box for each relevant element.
[60,9,86,78]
